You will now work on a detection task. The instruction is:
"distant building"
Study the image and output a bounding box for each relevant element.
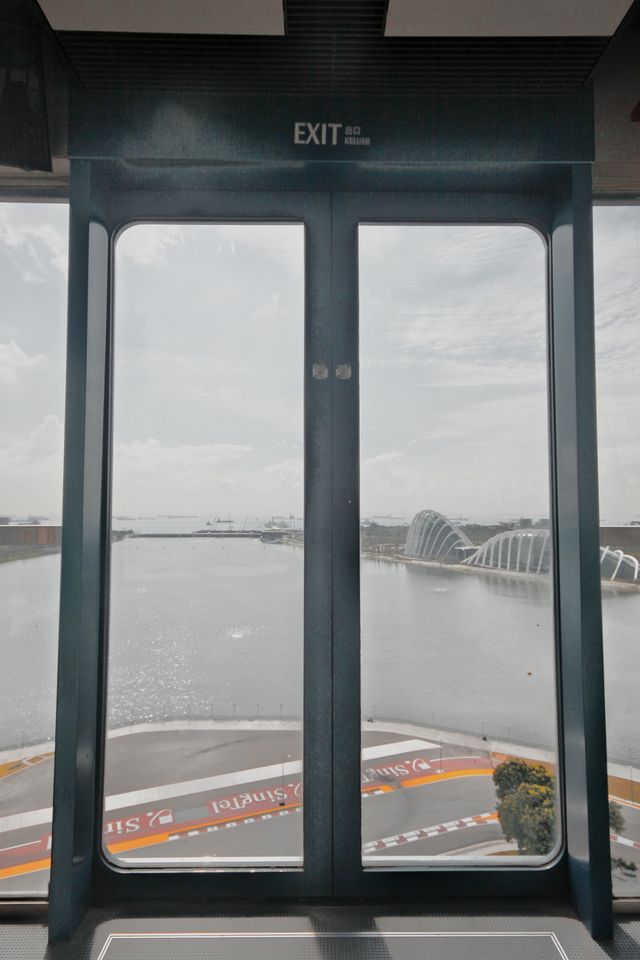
[406,510,640,583]
[600,526,640,559]
[0,525,61,546]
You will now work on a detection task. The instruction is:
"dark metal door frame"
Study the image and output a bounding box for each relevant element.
[49,161,612,940]
[328,181,611,940]
[50,168,335,934]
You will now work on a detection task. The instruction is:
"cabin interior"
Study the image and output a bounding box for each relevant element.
[1,1,640,957]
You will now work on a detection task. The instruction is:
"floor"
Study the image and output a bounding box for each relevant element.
[1,906,640,960]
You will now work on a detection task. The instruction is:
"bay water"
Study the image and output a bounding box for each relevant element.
[1,537,638,765]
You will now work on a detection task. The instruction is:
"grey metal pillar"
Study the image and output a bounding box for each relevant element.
[49,160,110,940]
[330,195,362,893]
[550,164,613,939]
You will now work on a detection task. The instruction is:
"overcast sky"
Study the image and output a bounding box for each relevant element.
[360,223,549,521]
[0,202,68,519]
[593,206,640,524]
[0,203,638,523]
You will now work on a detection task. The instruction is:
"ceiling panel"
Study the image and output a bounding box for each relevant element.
[56,32,608,96]
[385,0,634,38]
[47,1,614,97]
[37,0,284,35]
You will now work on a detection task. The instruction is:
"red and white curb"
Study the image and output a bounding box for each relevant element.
[610,833,640,851]
[363,812,498,854]
[167,807,302,843]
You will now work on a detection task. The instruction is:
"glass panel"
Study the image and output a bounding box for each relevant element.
[594,205,640,898]
[0,202,68,895]
[359,224,560,865]
[104,223,304,868]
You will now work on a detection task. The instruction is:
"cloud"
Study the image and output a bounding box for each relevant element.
[0,203,68,280]
[1,414,63,466]
[357,222,555,519]
[2,208,639,523]
[110,441,307,516]
[112,439,254,514]
[0,340,45,383]
[593,207,640,520]
[263,458,303,483]
[363,449,402,466]
[117,224,184,266]
[114,438,252,478]
[0,415,64,514]
[359,224,546,402]
[22,223,68,276]
[211,223,304,277]
[361,448,429,514]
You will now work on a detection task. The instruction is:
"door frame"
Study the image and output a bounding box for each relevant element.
[49,162,611,939]
[328,182,609,932]
[50,171,335,929]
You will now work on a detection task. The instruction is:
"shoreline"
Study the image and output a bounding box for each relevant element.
[362,550,640,590]
[4,534,637,591]
[0,546,60,564]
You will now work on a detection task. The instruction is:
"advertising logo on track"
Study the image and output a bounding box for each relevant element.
[362,757,431,784]
[208,782,302,817]
[103,808,174,837]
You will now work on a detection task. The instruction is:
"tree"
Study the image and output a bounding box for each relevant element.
[609,801,625,835]
[494,761,628,861]
[494,759,555,856]
[493,759,553,803]
[498,782,555,855]
[609,804,636,873]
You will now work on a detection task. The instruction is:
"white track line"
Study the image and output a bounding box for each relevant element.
[0,738,434,834]
[361,738,437,759]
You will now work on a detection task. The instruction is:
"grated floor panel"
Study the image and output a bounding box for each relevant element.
[1,907,639,960]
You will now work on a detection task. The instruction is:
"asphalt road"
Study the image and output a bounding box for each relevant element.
[2,727,639,897]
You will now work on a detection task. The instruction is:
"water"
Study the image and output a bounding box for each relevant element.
[0,555,60,749]
[362,560,558,748]
[0,539,638,765]
[112,516,302,534]
[107,537,304,728]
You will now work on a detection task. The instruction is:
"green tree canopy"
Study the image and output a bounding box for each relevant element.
[498,782,555,855]
[493,759,556,856]
[609,801,625,835]
[493,760,626,858]
[493,759,553,803]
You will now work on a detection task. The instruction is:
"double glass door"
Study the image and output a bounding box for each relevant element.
[94,189,562,898]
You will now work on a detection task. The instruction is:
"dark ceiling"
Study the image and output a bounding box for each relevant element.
[53,0,612,98]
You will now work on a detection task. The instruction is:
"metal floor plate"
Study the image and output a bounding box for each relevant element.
[1,908,640,960]
[96,931,569,960]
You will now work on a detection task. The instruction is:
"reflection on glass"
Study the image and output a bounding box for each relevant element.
[0,203,68,896]
[594,205,640,898]
[359,224,560,864]
[104,224,304,869]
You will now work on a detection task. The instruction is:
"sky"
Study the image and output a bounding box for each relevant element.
[0,202,68,519]
[0,203,638,523]
[111,223,304,519]
[360,223,548,521]
[593,206,640,524]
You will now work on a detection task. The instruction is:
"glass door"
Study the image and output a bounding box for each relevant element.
[103,222,307,871]
[53,181,605,923]
[359,223,560,865]
[330,193,566,898]
[49,187,335,909]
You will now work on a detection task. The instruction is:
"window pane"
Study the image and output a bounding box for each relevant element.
[104,223,304,869]
[594,205,640,899]
[359,224,560,865]
[0,202,68,896]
